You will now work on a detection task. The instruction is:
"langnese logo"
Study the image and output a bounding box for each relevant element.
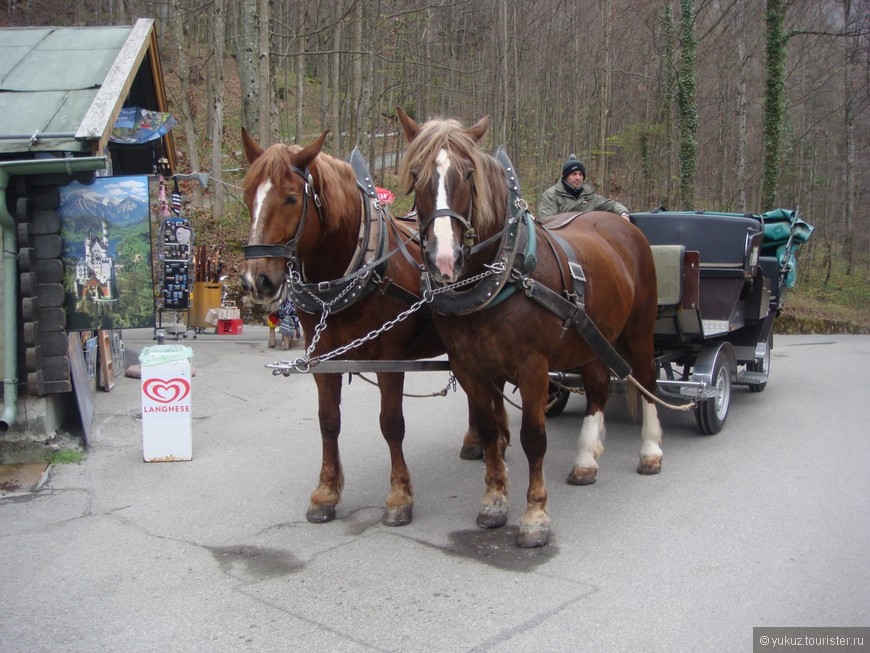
[143,378,191,403]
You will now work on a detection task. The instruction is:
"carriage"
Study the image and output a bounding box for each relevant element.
[241,114,812,547]
[545,207,813,435]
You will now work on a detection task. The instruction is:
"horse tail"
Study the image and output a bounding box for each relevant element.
[625,381,642,424]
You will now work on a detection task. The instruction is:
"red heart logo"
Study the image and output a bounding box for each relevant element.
[143,378,191,403]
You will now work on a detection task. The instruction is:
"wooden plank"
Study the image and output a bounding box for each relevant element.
[39,331,69,356]
[37,307,66,331]
[266,359,452,374]
[681,251,701,310]
[36,283,65,307]
[35,258,64,283]
[33,234,62,259]
[98,330,114,391]
[30,186,60,210]
[32,209,61,235]
[42,355,72,382]
[76,19,154,150]
[43,380,72,395]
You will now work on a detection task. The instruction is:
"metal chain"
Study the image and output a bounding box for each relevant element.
[349,371,458,398]
[274,264,505,374]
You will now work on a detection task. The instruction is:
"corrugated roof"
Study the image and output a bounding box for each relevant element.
[0,19,172,159]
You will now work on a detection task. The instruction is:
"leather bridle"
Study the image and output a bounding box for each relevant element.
[242,164,325,261]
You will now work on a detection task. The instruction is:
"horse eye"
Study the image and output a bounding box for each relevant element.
[285,194,299,205]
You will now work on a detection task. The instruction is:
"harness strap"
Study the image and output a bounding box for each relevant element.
[523,277,632,379]
[523,230,632,379]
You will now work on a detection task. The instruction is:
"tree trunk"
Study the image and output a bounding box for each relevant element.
[842,0,857,275]
[660,2,676,209]
[761,0,787,212]
[330,3,342,152]
[350,0,363,148]
[210,0,226,222]
[677,0,698,210]
[294,1,306,144]
[257,0,275,144]
[599,1,612,191]
[735,24,748,213]
[238,0,259,135]
[170,0,203,207]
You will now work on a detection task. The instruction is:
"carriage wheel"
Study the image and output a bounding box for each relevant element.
[545,383,571,417]
[695,353,731,435]
[747,330,772,393]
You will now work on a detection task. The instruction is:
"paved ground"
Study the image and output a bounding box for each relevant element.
[1,328,868,652]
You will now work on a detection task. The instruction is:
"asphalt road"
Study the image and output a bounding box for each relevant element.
[1,329,867,652]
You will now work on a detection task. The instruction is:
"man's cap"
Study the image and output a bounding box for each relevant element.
[562,154,586,179]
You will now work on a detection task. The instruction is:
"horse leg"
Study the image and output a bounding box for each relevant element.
[617,326,664,475]
[460,396,483,460]
[515,365,551,548]
[629,358,663,475]
[567,362,610,486]
[376,372,414,526]
[460,386,511,460]
[307,373,345,523]
[463,381,509,530]
[493,386,511,458]
[637,396,663,474]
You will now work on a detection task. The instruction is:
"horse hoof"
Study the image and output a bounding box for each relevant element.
[476,505,508,529]
[306,504,337,523]
[567,467,597,485]
[517,524,550,548]
[460,443,483,460]
[637,456,662,475]
[383,504,413,527]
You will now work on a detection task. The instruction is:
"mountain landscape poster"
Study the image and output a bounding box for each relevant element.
[59,176,155,330]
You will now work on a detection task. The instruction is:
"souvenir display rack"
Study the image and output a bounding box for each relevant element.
[155,176,193,340]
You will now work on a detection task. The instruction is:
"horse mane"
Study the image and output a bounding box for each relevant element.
[399,118,506,232]
[244,142,360,232]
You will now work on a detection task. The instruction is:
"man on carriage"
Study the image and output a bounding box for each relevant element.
[537,154,630,220]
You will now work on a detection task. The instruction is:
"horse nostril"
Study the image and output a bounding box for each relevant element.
[258,274,278,297]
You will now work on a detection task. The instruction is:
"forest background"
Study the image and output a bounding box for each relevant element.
[5,0,869,331]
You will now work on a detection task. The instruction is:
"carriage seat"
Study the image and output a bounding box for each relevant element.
[650,245,684,306]
[631,210,762,275]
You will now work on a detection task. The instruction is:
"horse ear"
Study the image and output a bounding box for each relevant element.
[396,107,420,143]
[242,128,264,163]
[465,115,490,143]
[298,131,328,168]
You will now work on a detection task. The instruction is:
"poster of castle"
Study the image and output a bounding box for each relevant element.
[60,176,155,330]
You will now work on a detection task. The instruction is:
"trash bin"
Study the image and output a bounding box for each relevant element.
[139,344,194,462]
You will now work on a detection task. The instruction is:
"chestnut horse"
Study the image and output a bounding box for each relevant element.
[397,109,664,547]
[239,130,506,527]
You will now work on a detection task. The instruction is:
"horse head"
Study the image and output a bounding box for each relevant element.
[397,108,500,284]
[239,129,328,303]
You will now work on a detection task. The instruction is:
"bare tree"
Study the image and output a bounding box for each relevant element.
[677,0,698,210]
[210,0,226,222]
[170,0,203,207]
[762,0,788,211]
